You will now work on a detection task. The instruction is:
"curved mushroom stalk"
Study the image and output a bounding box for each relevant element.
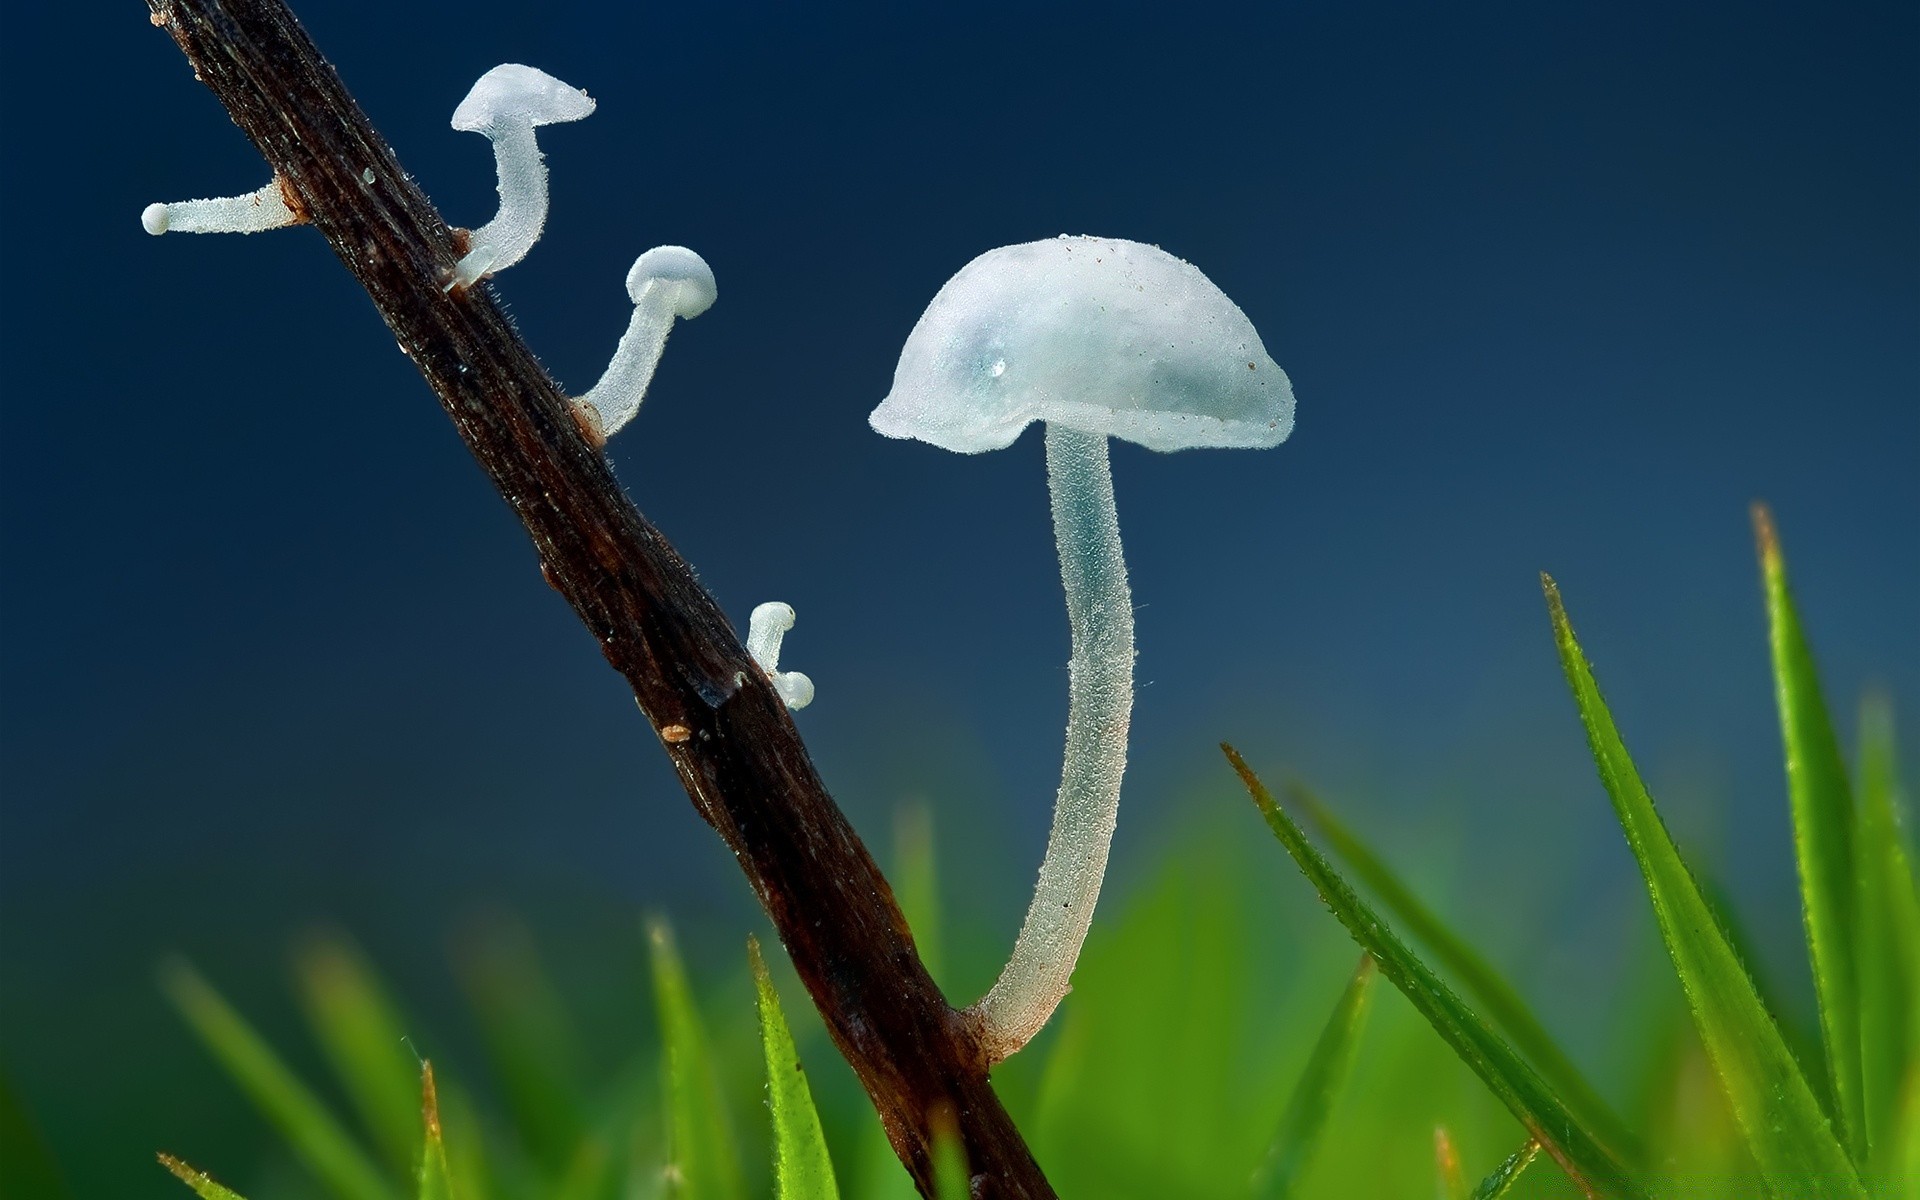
[574,246,716,442]
[964,424,1132,1063]
[747,601,815,710]
[447,64,595,290]
[141,177,303,236]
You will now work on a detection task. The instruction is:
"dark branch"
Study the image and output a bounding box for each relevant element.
[143,1,1053,1194]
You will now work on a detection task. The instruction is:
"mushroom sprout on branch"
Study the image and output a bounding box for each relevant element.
[870,234,1295,1064]
[573,246,717,443]
[447,64,595,290]
[141,177,304,236]
[746,601,815,710]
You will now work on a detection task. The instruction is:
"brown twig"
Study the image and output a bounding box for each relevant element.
[142,1,1053,1194]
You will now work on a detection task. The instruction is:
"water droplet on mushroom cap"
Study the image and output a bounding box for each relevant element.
[870,235,1295,454]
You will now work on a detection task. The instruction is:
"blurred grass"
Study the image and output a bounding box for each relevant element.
[1251,953,1377,1198]
[28,508,1893,1200]
[1226,744,1646,1198]
[1286,782,1640,1165]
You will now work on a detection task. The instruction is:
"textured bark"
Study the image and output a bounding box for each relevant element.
[143,1,1054,1194]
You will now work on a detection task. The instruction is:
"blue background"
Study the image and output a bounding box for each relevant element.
[2,0,1914,1192]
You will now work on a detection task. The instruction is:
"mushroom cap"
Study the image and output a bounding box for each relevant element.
[870,235,1294,454]
[627,246,718,319]
[451,64,596,132]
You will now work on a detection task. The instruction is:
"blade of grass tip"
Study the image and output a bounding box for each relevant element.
[1755,503,1865,1160]
[1289,782,1642,1165]
[929,1104,970,1200]
[1468,1139,1541,1200]
[417,1062,452,1200]
[1223,745,1646,1200]
[749,937,842,1200]
[1251,952,1379,1199]
[160,960,397,1200]
[1433,1127,1467,1200]
[454,918,588,1175]
[894,802,945,985]
[1543,573,1865,1196]
[1858,693,1919,1169]
[295,931,422,1177]
[158,1154,251,1200]
[649,919,748,1200]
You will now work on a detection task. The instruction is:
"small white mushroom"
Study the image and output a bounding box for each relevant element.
[141,177,302,236]
[872,234,1295,1064]
[447,64,595,289]
[746,601,814,710]
[573,246,717,441]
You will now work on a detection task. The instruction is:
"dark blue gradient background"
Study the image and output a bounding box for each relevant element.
[2,0,1915,1191]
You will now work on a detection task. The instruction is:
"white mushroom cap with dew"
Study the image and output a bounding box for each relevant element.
[868,233,1295,1064]
[869,235,1294,455]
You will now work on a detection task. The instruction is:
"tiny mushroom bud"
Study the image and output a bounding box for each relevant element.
[447,64,595,289]
[871,234,1294,1064]
[141,177,303,236]
[746,601,815,711]
[573,246,717,441]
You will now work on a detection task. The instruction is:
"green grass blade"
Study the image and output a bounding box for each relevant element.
[1755,504,1865,1159]
[1252,952,1378,1198]
[436,1084,495,1200]
[295,932,422,1177]
[1290,782,1641,1164]
[1858,694,1919,1172]
[158,1154,250,1200]
[852,806,945,1200]
[454,919,587,1175]
[1544,574,1865,1196]
[748,937,841,1200]
[417,1063,452,1200]
[161,961,397,1200]
[1898,1070,1920,1200]
[894,803,945,984]
[1223,746,1647,1198]
[550,1139,615,1200]
[1468,1139,1540,1200]
[649,919,747,1200]
[929,1108,969,1200]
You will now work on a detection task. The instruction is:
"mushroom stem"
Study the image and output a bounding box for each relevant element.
[574,247,716,441]
[452,120,547,288]
[966,423,1133,1063]
[141,177,301,236]
[576,280,677,435]
[747,601,816,710]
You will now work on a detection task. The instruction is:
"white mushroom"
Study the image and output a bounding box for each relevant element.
[746,601,814,710]
[871,234,1294,1064]
[140,177,302,236]
[573,246,717,441]
[447,64,595,289]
